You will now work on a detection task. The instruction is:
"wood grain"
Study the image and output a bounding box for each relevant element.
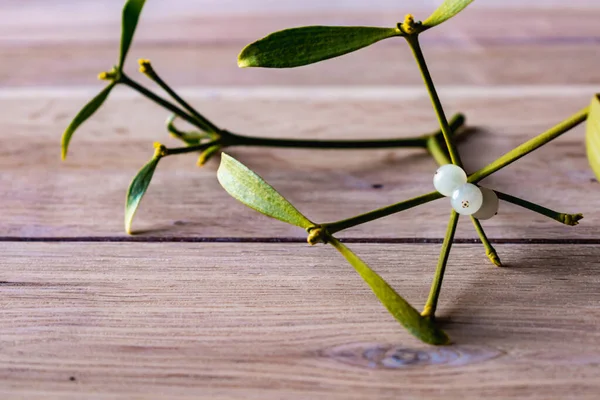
[2,3,600,398]
[1,242,599,399]
[1,92,598,239]
[2,9,600,87]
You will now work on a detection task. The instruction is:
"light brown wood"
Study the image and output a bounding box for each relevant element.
[1,243,599,400]
[2,3,600,399]
[2,9,600,87]
[1,93,598,239]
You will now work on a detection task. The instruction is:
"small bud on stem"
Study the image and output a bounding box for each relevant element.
[307,226,328,245]
[400,14,419,35]
[138,58,153,75]
[153,142,168,158]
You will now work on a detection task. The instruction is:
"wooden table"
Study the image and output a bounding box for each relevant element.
[1,2,600,399]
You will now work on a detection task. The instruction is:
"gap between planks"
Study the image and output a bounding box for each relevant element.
[1,237,599,244]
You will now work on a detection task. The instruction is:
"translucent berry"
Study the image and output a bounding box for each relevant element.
[472,187,499,220]
[451,183,483,215]
[433,164,468,197]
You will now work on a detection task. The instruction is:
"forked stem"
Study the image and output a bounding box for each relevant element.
[427,127,501,266]
[120,74,202,130]
[157,114,466,156]
[139,60,220,133]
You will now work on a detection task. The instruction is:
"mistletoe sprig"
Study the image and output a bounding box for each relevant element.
[61,0,600,344]
[222,1,597,344]
[62,0,471,234]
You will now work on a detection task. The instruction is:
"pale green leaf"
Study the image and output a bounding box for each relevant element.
[329,236,450,345]
[217,153,313,228]
[119,0,146,67]
[125,155,160,234]
[586,94,600,180]
[238,26,400,68]
[423,0,474,28]
[61,83,115,160]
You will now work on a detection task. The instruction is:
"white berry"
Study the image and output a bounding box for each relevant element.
[451,183,483,215]
[472,187,499,220]
[433,164,468,197]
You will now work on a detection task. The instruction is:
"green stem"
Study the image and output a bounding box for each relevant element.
[164,140,219,156]
[427,130,501,266]
[228,130,427,149]
[426,113,467,165]
[126,69,468,152]
[226,113,465,150]
[426,133,452,166]
[159,114,466,155]
[470,217,501,267]
[120,74,202,130]
[422,210,459,318]
[406,35,462,166]
[323,191,443,234]
[141,66,220,133]
[495,190,583,226]
[469,106,589,183]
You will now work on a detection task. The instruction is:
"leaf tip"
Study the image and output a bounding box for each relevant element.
[216,152,231,183]
[237,50,255,68]
[60,131,70,160]
[436,331,452,346]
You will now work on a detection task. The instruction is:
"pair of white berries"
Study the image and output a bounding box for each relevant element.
[433,164,499,219]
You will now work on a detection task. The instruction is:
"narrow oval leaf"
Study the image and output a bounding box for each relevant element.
[119,0,146,67]
[125,155,160,234]
[329,237,450,345]
[217,153,313,228]
[61,83,115,160]
[238,26,400,69]
[423,0,474,28]
[586,94,600,180]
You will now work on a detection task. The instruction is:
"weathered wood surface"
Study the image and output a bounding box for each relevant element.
[1,2,600,399]
[1,93,597,239]
[1,243,599,400]
[2,9,600,87]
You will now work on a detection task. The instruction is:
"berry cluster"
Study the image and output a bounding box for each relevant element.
[433,164,499,219]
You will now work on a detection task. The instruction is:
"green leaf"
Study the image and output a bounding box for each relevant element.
[423,0,474,28]
[217,153,313,228]
[61,83,115,160]
[119,0,146,67]
[238,26,400,69]
[125,155,161,234]
[586,94,600,180]
[329,236,450,345]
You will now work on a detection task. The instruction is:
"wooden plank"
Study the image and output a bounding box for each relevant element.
[5,7,599,43]
[2,9,600,86]
[1,242,599,399]
[0,92,597,239]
